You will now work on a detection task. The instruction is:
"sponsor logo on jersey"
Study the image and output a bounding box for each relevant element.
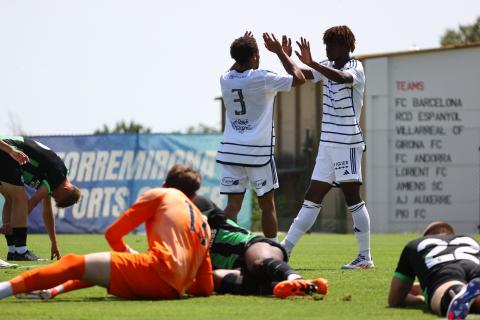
[254,179,267,189]
[231,119,253,134]
[221,177,240,186]
[343,170,350,175]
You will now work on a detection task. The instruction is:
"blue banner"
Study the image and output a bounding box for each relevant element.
[1,134,252,233]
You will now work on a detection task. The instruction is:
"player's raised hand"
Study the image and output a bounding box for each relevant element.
[282,35,292,57]
[244,31,254,38]
[263,33,283,54]
[295,37,313,66]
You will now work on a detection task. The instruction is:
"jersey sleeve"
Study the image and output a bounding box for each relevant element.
[343,60,365,87]
[393,242,416,283]
[311,68,326,83]
[264,71,293,93]
[185,251,214,296]
[105,189,163,252]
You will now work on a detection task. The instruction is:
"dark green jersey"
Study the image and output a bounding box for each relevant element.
[1,136,67,193]
[193,195,256,269]
[208,212,256,269]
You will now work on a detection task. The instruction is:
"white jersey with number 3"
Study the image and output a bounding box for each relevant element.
[217,69,293,166]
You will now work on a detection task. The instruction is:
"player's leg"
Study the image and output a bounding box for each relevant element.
[16,280,94,300]
[244,241,299,281]
[333,147,373,269]
[0,252,111,299]
[220,165,247,222]
[281,180,331,255]
[430,280,468,317]
[249,161,280,241]
[257,191,277,240]
[0,182,38,261]
[224,194,244,222]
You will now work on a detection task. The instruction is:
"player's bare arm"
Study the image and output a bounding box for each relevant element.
[263,32,305,87]
[0,140,29,165]
[28,184,49,214]
[388,277,424,307]
[296,37,353,84]
[42,196,61,260]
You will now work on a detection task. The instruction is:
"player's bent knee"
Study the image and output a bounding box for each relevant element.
[59,254,86,278]
[440,284,463,316]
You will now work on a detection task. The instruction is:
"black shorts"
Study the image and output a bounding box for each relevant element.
[0,150,23,186]
[427,260,480,307]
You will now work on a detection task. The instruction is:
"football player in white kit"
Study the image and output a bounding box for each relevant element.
[216,32,306,242]
[281,26,373,269]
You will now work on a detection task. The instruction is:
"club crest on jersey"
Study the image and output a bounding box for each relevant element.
[254,179,267,189]
[221,177,239,186]
[231,119,253,134]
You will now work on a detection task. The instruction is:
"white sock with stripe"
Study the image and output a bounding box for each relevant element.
[282,200,321,252]
[348,201,371,260]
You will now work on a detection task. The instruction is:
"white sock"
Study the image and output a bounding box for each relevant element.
[287,273,302,281]
[0,281,13,299]
[283,200,321,251]
[348,201,371,259]
[8,246,15,254]
[15,246,27,254]
[50,284,65,297]
[266,237,278,243]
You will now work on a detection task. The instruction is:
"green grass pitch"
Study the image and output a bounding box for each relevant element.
[1,233,478,320]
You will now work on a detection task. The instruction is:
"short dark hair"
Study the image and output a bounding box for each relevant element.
[164,164,201,198]
[422,221,455,236]
[230,35,258,64]
[323,25,356,52]
[56,185,81,208]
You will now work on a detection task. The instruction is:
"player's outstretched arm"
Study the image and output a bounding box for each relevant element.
[42,196,61,260]
[388,277,424,307]
[296,37,353,84]
[186,253,214,297]
[263,32,305,87]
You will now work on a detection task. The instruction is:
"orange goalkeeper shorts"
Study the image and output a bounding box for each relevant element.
[108,252,179,299]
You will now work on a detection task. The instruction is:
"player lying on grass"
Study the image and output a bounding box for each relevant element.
[193,195,328,298]
[24,165,327,300]
[0,136,81,261]
[388,221,480,319]
[0,166,213,300]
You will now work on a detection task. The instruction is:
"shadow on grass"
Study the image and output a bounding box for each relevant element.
[386,304,431,315]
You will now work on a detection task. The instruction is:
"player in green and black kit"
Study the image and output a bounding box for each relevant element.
[389,221,480,319]
[0,136,81,261]
[193,195,328,298]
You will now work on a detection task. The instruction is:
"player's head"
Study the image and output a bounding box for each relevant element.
[51,179,81,208]
[323,25,356,61]
[230,34,260,69]
[422,221,455,236]
[164,164,201,198]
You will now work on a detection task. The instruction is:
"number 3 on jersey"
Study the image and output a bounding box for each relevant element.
[232,89,246,115]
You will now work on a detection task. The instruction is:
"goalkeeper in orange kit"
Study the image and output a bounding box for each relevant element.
[0,166,213,300]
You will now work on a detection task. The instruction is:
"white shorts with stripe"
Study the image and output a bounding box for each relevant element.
[311,145,363,184]
[219,161,279,196]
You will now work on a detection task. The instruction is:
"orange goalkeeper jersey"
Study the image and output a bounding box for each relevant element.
[105,188,212,296]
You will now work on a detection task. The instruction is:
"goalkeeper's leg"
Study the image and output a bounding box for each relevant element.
[0,252,111,299]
